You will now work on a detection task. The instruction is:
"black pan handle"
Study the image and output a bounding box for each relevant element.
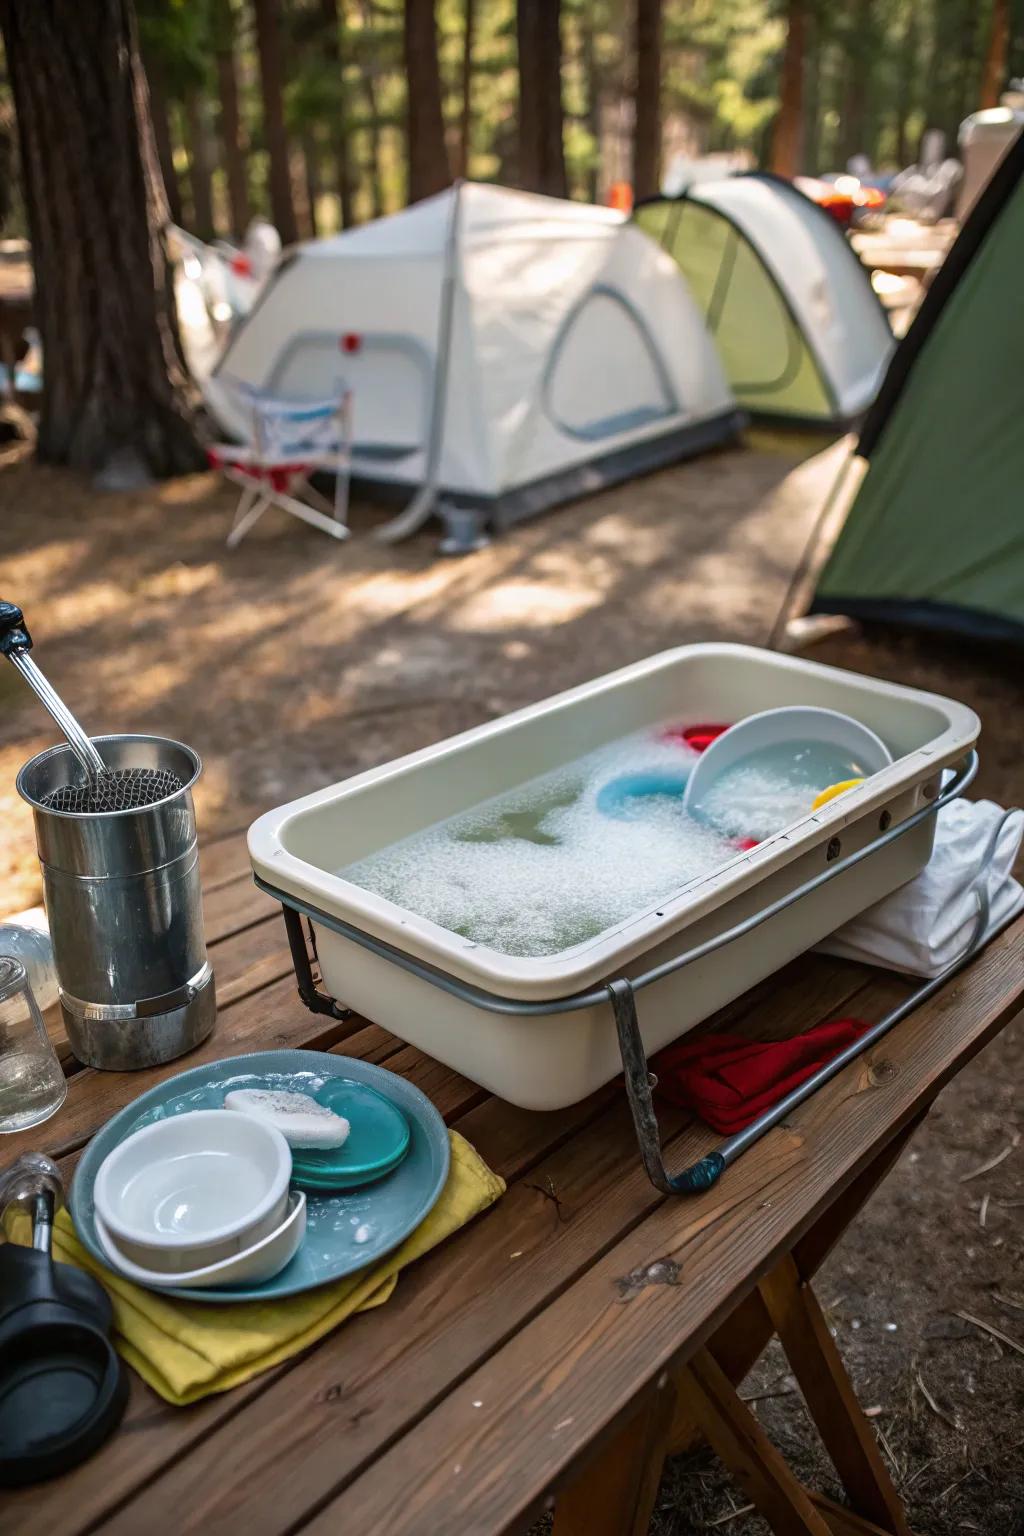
[0,599,32,656]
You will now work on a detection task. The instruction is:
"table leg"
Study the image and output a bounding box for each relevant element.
[552,1377,675,1536]
[677,1348,834,1535]
[669,1115,924,1457]
[758,1254,911,1536]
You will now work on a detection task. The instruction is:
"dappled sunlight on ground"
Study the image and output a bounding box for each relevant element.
[1,434,844,910]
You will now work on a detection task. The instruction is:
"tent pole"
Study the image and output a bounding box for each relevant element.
[375,180,463,543]
[767,441,860,652]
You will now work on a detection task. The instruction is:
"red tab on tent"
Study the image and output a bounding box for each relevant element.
[341,333,362,353]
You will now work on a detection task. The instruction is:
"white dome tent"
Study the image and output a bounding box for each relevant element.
[204,182,742,542]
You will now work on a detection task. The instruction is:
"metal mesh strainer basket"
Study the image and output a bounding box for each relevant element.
[40,767,184,815]
[1,600,189,817]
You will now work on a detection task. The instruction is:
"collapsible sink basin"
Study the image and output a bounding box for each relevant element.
[249,644,979,1110]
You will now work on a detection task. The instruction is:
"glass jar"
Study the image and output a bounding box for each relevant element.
[0,955,67,1134]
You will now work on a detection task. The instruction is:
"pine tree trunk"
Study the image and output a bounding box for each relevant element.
[980,0,1010,107]
[632,0,662,200]
[184,90,216,239]
[302,131,321,237]
[457,0,476,178]
[839,0,873,167]
[582,5,601,202]
[0,0,201,476]
[894,5,917,166]
[517,0,567,196]
[358,0,385,217]
[213,0,250,238]
[144,57,183,226]
[319,0,355,228]
[768,0,804,178]
[253,0,298,244]
[404,0,451,203]
[802,8,821,177]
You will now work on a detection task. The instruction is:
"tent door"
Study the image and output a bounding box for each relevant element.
[268,331,433,461]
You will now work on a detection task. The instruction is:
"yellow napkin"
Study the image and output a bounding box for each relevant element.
[42,1131,502,1406]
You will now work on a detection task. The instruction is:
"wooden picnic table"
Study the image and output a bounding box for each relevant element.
[4,827,1023,1536]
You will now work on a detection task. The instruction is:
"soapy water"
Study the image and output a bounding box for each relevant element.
[694,741,869,844]
[341,727,875,959]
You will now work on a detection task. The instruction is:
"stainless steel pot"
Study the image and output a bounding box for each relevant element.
[17,734,216,1071]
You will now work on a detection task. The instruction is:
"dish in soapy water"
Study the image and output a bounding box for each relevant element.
[339,716,891,960]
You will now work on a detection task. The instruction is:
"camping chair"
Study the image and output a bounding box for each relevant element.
[208,382,354,549]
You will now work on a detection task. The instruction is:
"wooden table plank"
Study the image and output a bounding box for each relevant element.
[32,962,885,1536]
[4,1080,618,1535]
[5,933,876,1534]
[302,919,1024,1536]
[203,873,277,945]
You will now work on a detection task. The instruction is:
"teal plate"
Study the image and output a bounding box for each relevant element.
[70,1051,450,1304]
[289,1079,410,1179]
[290,1143,408,1192]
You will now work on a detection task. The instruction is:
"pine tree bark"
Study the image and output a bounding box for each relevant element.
[404,0,451,204]
[358,0,385,217]
[802,8,821,177]
[894,5,917,166]
[301,131,321,237]
[183,89,216,238]
[632,0,662,201]
[457,0,476,178]
[517,0,567,196]
[582,5,601,202]
[144,57,183,226]
[253,0,299,244]
[980,0,1010,108]
[0,0,201,476]
[213,0,250,238]
[839,0,873,167]
[768,0,804,178]
[319,0,355,228]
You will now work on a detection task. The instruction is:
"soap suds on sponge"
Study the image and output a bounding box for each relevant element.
[224,1088,351,1149]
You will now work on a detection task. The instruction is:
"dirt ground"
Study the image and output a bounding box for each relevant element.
[1,433,1022,1533]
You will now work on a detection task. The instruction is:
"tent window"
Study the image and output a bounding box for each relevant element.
[543,285,677,441]
[268,331,431,459]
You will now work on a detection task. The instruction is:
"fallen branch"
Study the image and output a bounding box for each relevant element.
[915,1369,961,1431]
[959,1133,1021,1184]
[955,1310,1024,1358]
[708,1504,756,1527]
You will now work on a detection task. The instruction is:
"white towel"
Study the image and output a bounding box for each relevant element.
[819,797,1024,978]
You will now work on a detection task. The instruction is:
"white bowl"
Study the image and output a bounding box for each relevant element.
[95,1191,307,1291]
[684,706,893,820]
[93,1108,292,1275]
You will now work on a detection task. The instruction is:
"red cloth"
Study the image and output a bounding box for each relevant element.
[661,722,731,753]
[654,1017,870,1134]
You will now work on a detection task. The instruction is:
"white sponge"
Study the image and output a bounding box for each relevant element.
[223,1088,351,1149]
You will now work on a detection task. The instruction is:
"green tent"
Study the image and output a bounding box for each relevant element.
[635,175,893,427]
[811,130,1024,642]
